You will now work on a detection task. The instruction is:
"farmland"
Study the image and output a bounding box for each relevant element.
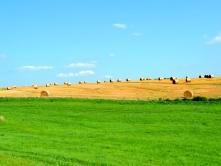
[0,98,221,165]
[0,77,221,99]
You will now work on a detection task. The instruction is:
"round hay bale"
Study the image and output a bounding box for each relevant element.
[172,79,179,84]
[117,79,122,82]
[186,78,191,83]
[186,77,191,83]
[6,87,12,90]
[140,77,144,81]
[40,90,49,97]
[208,75,214,78]
[0,116,5,123]
[33,85,38,89]
[184,90,193,99]
[170,77,177,81]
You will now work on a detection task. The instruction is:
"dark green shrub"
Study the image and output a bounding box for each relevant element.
[192,96,208,101]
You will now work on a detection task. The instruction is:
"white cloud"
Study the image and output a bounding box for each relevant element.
[207,34,221,45]
[132,32,143,37]
[57,70,95,78]
[20,65,53,71]
[67,62,96,68]
[75,70,95,76]
[113,23,127,30]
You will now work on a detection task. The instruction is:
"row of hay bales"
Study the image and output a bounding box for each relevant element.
[5,74,216,92]
[30,82,60,90]
[19,82,73,90]
[140,77,152,81]
[6,74,215,92]
[79,81,87,84]
[94,75,198,85]
[199,74,215,78]
[47,83,59,87]
[64,82,72,86]
[93,77,157,84]
[44,74,215,87]
[156,76,191,84]
[31,82,76,89]
[169,74,215,84]
[93,76,182,84]
[139,76,182,84]
[80,78,133,85]
[39,74,216,87]
[171,76,192,84]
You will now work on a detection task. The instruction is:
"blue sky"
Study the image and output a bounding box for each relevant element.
[0,0,221,86]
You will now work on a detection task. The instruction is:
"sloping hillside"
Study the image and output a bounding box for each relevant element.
[1,77,221,99]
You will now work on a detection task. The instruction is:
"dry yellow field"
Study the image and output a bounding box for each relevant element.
[1,77,221,100]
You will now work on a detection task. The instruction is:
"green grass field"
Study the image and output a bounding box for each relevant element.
[0,98,221,165]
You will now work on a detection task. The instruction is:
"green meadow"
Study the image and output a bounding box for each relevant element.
[0,98,221,165]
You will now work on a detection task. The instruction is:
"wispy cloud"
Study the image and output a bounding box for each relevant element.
[113,23,127,30]
[207,34,221,45]
[75,70,95,76]
[57,70,95,78]
[67,62,96,68]
[20,65,53,71]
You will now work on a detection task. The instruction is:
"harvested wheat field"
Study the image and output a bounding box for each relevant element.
[1,77,221,99]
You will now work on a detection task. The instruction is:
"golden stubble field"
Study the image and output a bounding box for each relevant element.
[1,77,221,100]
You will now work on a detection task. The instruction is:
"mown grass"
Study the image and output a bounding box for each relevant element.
[0,98,221,165]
